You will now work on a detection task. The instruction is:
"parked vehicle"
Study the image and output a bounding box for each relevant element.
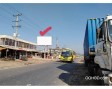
[84,15,112,85]
[84,18,104,67]
[59,48,76,63]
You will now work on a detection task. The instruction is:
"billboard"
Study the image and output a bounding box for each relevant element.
[37,36,52,45]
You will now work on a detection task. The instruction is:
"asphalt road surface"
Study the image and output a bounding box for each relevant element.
[0,60,76,86]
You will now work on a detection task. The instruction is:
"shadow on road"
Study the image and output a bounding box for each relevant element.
[57,61,100,86]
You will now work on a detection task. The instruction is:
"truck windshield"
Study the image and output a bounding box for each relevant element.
[108,20,112,41]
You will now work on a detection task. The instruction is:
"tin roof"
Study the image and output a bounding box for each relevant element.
[0,35,37,45]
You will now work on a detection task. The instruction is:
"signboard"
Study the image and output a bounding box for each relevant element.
[37,36,52,45]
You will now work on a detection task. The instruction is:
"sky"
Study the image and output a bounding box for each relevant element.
[0,3,112,54]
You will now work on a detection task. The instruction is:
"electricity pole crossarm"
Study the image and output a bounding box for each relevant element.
[12,13,22,38]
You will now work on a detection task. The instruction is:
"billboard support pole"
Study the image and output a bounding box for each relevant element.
[44,45,49,59]
[44,46,45,59]
[37,36,52,59]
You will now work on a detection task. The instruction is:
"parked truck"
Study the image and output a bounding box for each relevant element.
[84,15,112,85]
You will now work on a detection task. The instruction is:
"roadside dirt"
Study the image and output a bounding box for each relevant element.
[67,58,100,86]
[0,58,54,70]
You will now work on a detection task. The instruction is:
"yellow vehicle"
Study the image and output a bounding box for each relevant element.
[59,49,76,63]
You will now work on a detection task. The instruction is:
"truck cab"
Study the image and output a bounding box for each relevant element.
[95,15,112,85]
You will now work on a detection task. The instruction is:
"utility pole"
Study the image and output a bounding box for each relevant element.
[12,13,22,59]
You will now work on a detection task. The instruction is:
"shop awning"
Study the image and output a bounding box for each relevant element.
[0,46,6,51]
[0,45,38,52]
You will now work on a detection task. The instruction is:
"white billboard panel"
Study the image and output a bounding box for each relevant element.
[37,36,52,45]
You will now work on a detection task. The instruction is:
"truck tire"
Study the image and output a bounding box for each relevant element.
[84,60,88,67]
[95,67,104,85]
[88,62,95,76]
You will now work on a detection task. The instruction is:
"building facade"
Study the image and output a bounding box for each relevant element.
[0,35,38,59]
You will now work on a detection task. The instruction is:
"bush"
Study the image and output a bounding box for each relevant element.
[21,55,28,61]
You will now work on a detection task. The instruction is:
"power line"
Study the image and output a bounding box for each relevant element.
[22,25,38,36]
[22,14,42,30]
[0,4,38,31]
[4,4,42,30]
[0,5,14,28]
[0,4,46,38]
[3,4,21,14]
[0,4,38,36]
[0,13,12,21]
[0,4,15,23]
[0,4,13,16]
[22,20,40,30]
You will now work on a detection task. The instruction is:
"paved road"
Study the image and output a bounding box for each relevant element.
[0,60,76,86]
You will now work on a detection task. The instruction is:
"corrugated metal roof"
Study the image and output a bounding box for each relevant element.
[0,35,37,45]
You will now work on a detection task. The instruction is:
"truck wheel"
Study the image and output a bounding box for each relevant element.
[96,68,104,85]
[84,60,88,67]
[88,63,95,76]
